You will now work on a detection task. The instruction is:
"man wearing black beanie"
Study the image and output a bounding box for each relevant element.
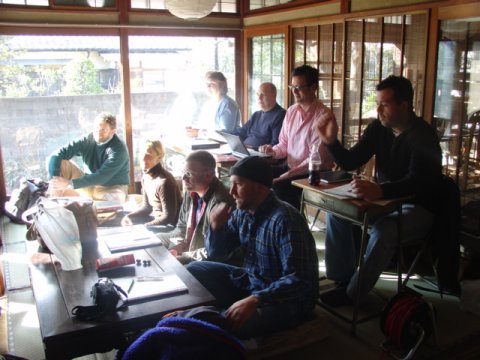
[186,156,319,339]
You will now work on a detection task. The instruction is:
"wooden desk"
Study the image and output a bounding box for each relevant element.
[28,237,215,360]
[292,178,410,335]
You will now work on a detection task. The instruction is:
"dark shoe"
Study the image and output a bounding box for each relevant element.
[319,286,353,307]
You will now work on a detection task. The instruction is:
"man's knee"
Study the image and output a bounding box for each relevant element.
[59,159,83,180]
[185,260,205,276]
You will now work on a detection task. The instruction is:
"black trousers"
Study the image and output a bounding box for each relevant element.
[271,162,305,210]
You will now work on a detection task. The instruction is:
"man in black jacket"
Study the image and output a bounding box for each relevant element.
[315,75,443,306]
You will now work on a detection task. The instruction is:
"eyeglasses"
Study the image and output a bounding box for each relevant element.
[181,169,211,178]
[288,84,311,92]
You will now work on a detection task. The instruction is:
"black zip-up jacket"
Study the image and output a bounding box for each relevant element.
[326,116,442,212]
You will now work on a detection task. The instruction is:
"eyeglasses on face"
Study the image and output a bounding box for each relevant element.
[288,84,311,92]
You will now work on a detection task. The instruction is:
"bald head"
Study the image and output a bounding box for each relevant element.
[257,82,277,112]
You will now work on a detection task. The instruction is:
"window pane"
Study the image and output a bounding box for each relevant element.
[344,20,363,130]
[292,27,305,68]
[343,13,427,145]
[128,35,236,179]
[404,13,428,116]
[0,0,47,4]
[213,0,236,13]
[249,34,285,116]
[318,24,333,76]
[131,0,238,13]
[130,0,165,9]
[0,35,121,194]
[305,26,318,64]
[249,0,292,10]
[363,18,381,81]
[433,18,480,191]
[383,16,402,78]
[53,0,115,7]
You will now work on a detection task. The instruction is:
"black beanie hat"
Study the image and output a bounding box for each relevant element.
[229,156,273,188]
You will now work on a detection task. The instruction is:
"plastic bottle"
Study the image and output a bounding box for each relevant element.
[308,143,322,185]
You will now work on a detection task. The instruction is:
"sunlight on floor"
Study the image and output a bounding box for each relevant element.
[8,301,39,328]
[379,273,421,281]
[0,253,30,265]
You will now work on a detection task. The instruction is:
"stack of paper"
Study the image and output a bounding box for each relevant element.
[323,183,361,199]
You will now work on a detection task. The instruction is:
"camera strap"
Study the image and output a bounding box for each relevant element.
[71,279,128,321]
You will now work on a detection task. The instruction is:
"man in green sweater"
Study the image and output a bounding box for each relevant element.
[48,112,130,202]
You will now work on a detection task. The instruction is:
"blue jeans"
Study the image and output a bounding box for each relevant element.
[325,203,434,301]
[186,261,310,339]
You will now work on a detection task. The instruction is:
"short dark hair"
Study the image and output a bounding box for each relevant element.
[291,65,319,86]
[186,150,216,171]
[376,75,414,110]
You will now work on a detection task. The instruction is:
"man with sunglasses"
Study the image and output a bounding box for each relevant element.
[157,150,235,264]
[259,65,334,209]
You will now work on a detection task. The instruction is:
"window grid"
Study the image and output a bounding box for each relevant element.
[291,13,428,149]
[249,34,285,115]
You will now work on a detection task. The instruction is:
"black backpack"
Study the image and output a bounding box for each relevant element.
[5,178,48,224]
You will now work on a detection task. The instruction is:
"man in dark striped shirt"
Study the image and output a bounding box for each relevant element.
[187,156,319,339]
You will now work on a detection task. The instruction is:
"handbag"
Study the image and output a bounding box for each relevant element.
[24,196,98,253]
[59,198,98,250]
[5,178,48,224]
[22,197,83,271]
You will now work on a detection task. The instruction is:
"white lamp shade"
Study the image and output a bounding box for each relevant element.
[165,0,217,21]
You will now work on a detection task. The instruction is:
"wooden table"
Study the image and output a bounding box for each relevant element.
[28,235,215,360]
[292,178,411,335]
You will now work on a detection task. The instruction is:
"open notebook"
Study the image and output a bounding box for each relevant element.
[98,225,163,253]
[115,273,188,302]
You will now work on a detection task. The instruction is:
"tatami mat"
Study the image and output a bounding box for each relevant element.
[1,217,118,360]
[1,216,480,360]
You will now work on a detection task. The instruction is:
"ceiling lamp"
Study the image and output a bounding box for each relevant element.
[165,0,217,21]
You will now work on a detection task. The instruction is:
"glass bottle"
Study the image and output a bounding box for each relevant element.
[308,143,322,185]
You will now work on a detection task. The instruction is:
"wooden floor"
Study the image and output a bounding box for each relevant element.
[1,216,480,360]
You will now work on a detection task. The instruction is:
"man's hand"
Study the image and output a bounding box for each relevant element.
[350,178,383,201]
[258,144,275,156]
[209,202,232,231]
[49,176,70,191]
[225,295,259,331]
[121,215,133,227]
[48,176,79,196]
[314,112,338,145]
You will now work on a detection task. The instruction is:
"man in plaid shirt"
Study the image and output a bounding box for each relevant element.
[187,156,319,339]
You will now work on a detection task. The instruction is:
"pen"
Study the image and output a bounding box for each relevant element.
[127,279,135,293]
[136,276,164,282]
[132,236,153,241]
